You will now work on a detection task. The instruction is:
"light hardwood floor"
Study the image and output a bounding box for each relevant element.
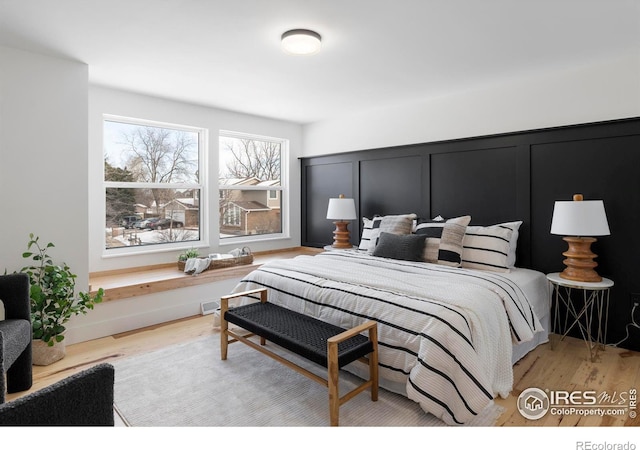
[7,314,640,427]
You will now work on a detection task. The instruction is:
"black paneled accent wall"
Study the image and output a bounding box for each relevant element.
[301,117,640,351]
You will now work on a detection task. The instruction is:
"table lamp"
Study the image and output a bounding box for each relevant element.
[326,194,357,249]
[550,193,610,282]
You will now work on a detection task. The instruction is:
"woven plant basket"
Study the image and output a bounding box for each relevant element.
[177,248,253,272]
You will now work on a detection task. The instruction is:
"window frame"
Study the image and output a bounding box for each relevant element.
[218,130,289,244]
[102,114,209,257]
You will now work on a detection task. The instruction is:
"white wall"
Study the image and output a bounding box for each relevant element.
[302,52,640,156]
[89,86,303,273]
[0,45,89,287]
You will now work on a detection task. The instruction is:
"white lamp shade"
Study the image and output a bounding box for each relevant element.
[550,199,610,236]
[326,197,357,221]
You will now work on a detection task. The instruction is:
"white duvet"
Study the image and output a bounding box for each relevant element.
[232,250,544,425]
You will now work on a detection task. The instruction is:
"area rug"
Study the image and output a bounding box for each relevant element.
[112,334,504,427]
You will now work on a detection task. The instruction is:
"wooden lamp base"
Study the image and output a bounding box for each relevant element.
[559,236,602,283]
[331,221,353,249]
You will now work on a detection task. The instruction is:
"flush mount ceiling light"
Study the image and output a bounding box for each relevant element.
[281,29,322,55]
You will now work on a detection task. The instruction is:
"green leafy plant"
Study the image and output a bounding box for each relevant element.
[20,233,104,346]
[178,247,200,262]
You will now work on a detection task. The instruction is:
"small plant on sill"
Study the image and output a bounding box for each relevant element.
[178,248,200,262]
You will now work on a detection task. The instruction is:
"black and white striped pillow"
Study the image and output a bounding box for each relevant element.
[358,216,383,252]
[502,221,523,268]
[415,215,471,267]
[461,224,514,272]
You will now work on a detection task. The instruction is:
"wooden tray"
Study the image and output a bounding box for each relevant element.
[177,254,254,272]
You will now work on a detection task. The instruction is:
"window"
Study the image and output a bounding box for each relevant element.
[103,116,205,251]
[223,204,242,227]
[219,131,287,241]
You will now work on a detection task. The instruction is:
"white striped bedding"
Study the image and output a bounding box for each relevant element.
[231,250,545,425]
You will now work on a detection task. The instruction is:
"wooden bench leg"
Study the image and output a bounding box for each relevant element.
[259,288,267,346]
[326,320,378,426]
[220,297,229,360]
[327,339,340,426]
[369,324,379,402]
[220,288,269,359]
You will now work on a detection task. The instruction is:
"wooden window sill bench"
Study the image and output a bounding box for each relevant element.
[89,247,322,302]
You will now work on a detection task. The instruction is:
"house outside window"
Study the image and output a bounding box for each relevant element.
[103,116,206,252]
[219,131,287,241]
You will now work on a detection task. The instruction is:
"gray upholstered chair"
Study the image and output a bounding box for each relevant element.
[0,273,33,404]
[0,363,115,426]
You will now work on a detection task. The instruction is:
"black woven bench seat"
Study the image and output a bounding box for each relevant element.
[220,287,378,426]
[224,301,374,368]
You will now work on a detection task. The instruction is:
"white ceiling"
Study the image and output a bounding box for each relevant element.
[1,0,638,124]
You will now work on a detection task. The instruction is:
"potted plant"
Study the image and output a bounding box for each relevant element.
[177,247,200,271]
[178,247,200,262]
[20,233,104,365]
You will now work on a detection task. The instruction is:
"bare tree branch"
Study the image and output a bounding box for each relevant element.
[222,138,280,182]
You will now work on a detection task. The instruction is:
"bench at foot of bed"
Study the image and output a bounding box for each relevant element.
[220,287,378,426]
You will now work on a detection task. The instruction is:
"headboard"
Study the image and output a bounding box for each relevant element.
[300,117,640,350]
[302,135,532,264]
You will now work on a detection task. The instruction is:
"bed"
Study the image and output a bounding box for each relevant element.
[229,215,550,426]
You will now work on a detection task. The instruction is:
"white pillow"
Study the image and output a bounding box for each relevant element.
[462,225,512,272]
[461,221,522,272]
[0,299,5,320]
[502,221,523,268]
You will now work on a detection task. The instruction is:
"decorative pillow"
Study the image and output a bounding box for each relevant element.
[358,216,383,252]
[414,215,471,267]
[461,224,515,272]
[502,221,523,268]
[358,213,417,253]
[372,232,426,262]
[380,213,416,234]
